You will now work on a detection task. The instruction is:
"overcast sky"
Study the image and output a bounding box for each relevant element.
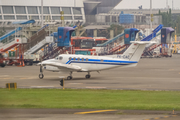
[115,0,180,9]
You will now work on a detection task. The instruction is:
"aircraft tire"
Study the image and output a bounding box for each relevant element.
[67,76,72,80]
[85,75,90,79]
[39,74,44,79]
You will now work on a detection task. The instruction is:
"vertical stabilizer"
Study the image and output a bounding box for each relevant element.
[122,41,153,61]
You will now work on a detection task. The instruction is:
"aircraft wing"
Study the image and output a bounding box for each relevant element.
[38,62,82,71]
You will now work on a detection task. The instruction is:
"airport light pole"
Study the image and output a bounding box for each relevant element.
[150,0,152,33]
[41,0,44,27]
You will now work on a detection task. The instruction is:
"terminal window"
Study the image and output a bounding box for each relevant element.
[27,6,38,14]
[74,16,82,20]
[62,7,71,14]
[39,7,50,14]
[17,16,27,20]
[4,15,15,20]
[2,6,14,14]
[15,6,26,14]
[73,8,81,14]
[51,7,60,14]
[52,16,60,20]
[64,16,72,20]
[31,16,39,20]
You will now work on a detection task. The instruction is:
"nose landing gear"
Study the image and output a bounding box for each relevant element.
[85,72,91,79]
[39,65,44,79]
[67,71,73,80]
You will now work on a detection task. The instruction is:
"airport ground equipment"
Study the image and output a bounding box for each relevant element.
[22,24,49,63]
[95,25,163,56]
[0,20,35,52]
[24,36,54,61]
[0,20,39,66]
[161,27,175,44]
[142,33,161,57]
[0,52,6,67]
[0,27,22,43]
[96,32,124,47]
[41,27,75,60]
[141,24,163,41]
[142,27,174,57]
[0,27,22,52]
[95,28,139,55]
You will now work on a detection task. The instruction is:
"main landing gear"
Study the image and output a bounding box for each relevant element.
[66,72,91,80]
[39,65,44,79]
[67,72,73,80]
[85,72,91,79]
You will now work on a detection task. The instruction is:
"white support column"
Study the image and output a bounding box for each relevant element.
[150,0,152,33]
[41,0,44,27]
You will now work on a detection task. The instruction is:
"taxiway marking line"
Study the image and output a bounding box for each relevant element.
[3,78,10,79]
[20,78,28,79]
[74,110,117,114]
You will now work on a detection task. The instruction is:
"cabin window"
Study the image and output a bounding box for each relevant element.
[77,58,80,61]
[59,56,63,60]
[81,58,84,61]
[85,58,88,61]
[73,57,76,60]
[100,59,103,62]
[69,57,72,60]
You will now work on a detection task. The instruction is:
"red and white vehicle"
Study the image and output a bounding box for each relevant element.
[0,52,6,67]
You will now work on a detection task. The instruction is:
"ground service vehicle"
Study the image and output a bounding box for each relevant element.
[0,52,6,67]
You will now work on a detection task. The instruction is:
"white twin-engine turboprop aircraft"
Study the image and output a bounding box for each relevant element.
[38,41,154,80]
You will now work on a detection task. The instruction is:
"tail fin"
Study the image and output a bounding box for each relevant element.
[123,41,156,61]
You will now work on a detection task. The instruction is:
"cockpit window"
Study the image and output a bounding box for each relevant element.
[59,56,63,60]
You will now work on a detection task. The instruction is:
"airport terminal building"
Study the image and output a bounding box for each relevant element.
[0,0,122,27]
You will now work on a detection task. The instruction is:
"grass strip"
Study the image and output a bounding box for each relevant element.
[0,89,180,110]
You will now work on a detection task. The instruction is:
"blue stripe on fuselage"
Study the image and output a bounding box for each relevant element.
[70,61,130,65]
[66,58,137,65]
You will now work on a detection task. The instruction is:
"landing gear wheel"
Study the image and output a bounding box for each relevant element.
[39,74,44,79]
[67,76,72,80]
[85,75,90,79]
